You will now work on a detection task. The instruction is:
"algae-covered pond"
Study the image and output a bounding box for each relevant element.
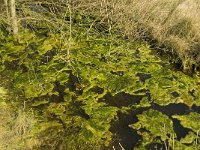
[0,31,200,149]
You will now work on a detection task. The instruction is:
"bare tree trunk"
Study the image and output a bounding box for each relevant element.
[3,0,11,32]
[10,0,18,35]
[4,0,9,20]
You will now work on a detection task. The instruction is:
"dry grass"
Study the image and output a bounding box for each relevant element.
[0,105,38,150]
[1,0,200,70]
[75,0,200,71]
[0,87,38,150]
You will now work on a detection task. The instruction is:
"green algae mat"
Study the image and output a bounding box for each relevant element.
[0,30,200,149]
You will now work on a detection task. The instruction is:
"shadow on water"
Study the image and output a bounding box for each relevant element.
[151,103,191,116]
[101,92,143,108]
[100,92,147,149]
[104,92,200,150]
[145,143,166,150]
[109,112,139,150]
[64,71,200,149]
[191,105,200,113]
[152,103,192,140]
[109,108,148,150]
[136,73,152,82]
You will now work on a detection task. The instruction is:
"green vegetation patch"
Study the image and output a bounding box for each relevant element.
[0,26,200,149]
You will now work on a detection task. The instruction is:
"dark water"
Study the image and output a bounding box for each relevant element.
[105,92,200,150]
[64,68,200,150]
[152,103,192,140]
[109,111,141,150]
[137,73,152,82]
[101,92,143,108]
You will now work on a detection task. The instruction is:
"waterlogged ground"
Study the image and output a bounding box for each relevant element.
[0,31,200,149]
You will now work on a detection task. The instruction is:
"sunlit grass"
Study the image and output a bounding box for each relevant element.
[0,87,38,150]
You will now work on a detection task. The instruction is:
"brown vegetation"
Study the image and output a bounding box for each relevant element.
[1,0,200,70]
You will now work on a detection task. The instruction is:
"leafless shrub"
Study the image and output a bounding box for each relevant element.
[1,0,200,70]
